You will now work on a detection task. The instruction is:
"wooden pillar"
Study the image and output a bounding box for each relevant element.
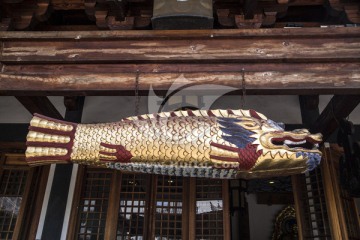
[321,144,349,239]
[104,171,122,240]
[291,175,304,240]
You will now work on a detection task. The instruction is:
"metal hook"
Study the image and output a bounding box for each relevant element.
[135,70,140,116]
[241,68,246,109]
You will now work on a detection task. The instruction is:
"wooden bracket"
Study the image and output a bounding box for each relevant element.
[235,14,263,29]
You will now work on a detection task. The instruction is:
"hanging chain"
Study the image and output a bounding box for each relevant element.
[135,69,140,116]
[241,68,246,109]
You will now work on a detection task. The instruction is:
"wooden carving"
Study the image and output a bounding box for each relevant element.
[25,109,322,179]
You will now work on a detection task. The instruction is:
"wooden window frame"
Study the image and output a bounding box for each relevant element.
[188,178,230,239]
[68,167,231,240]
[292,144,360,240]
[0,152,50,240]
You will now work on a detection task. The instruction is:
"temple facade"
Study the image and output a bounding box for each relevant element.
[0,1,360,239]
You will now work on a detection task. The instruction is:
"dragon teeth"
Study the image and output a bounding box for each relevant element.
[284,140,306,145]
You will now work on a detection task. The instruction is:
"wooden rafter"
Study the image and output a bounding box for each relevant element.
[299,95,320,129]
[15,96,63,119]
[311,95,360,140]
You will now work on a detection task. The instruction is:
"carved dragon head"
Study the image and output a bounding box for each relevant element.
[218,110,322,178]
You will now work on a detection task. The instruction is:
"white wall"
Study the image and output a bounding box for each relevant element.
[247,193,285,240]
[0,95,303,123]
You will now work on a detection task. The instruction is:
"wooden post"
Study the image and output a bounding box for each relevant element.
[223,180,231,240]
[66,166,86,239]
[291,175,304,240]
[321,144,348,239]
[104,171,122,240]
[188,178,196,240]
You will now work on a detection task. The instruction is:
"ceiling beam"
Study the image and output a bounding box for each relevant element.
[310,95,360,140]
[1,63,359,95]
[1,28,359,95]
[0,28,359,64]
[15,96,63,119]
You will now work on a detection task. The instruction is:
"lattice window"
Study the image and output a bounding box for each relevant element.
[70,171,230,239]
[77,169,112,240]
[341,191,360,240]
[116,174,148,240]
[154,175,183,240]
[0,169,28,240]
[299,170,332,239]
[195,178,224,240]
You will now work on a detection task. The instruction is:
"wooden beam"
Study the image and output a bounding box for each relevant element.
[1,27,358,40]
[1,62,359,95]
[15,96,63,119]
[0,28,359,64]
[299,95,319,129]
[311,95,360,140]
[0,28,358,95]
[0,28,360,96]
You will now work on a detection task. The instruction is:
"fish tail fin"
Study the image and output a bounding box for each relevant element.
[26,114,77,167]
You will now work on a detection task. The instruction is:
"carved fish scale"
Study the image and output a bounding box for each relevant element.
[25,109,322,179]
